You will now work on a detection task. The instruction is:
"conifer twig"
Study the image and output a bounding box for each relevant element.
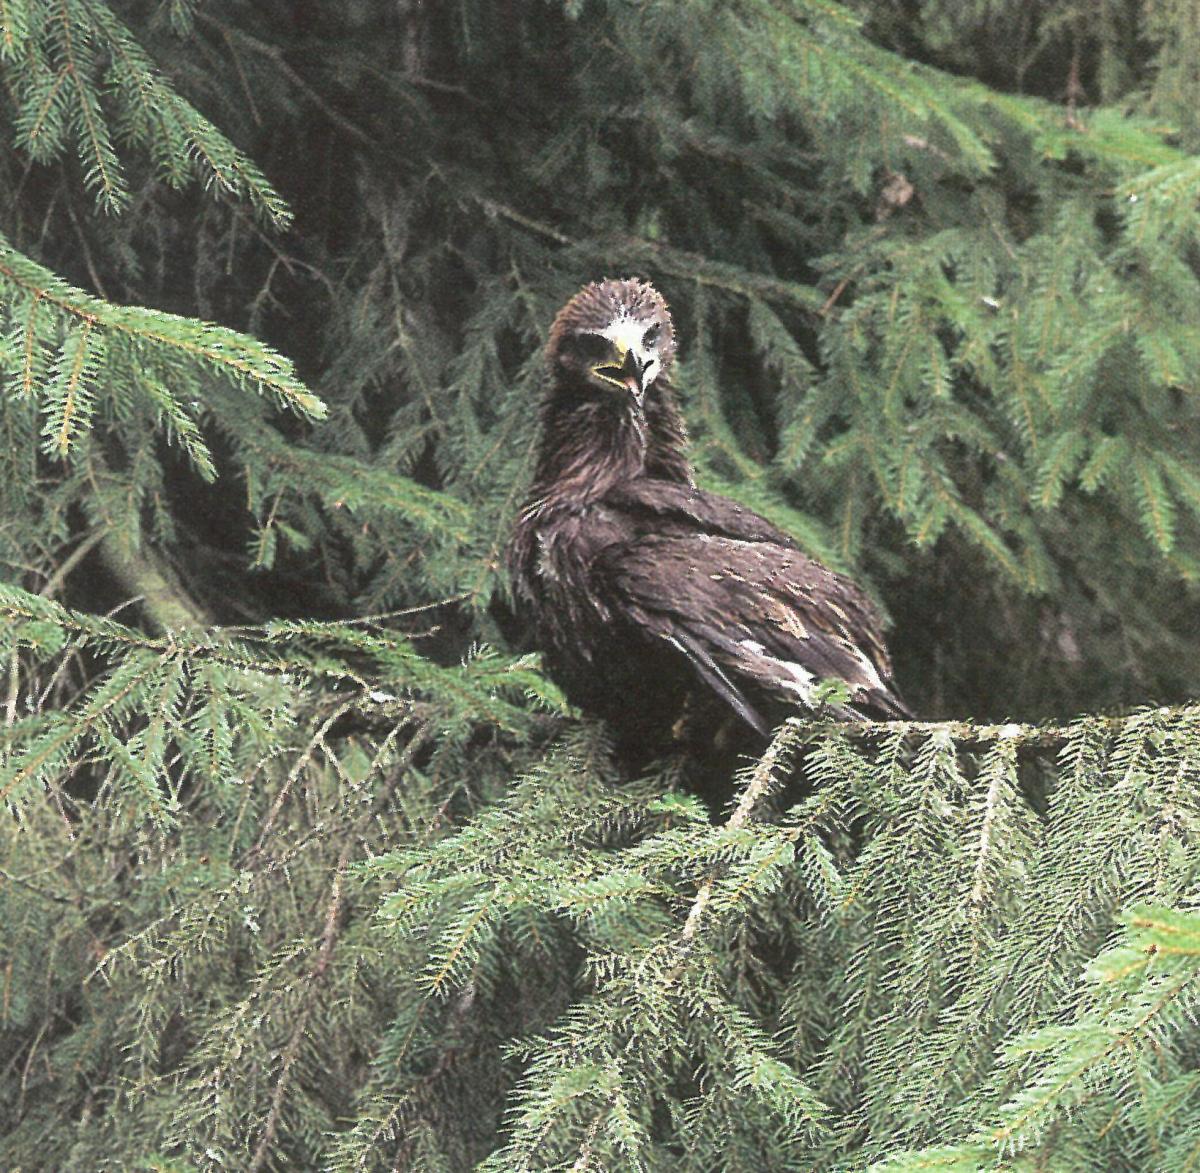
[196,15,374,147]
[787,708,1200,750]
[467,194,827,312]
[248,845,351,1172]
[679,718,805,947]
[37,526,111,603]
[250,702,357,855]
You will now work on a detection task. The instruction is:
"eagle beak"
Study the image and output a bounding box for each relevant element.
[620,346,646,393]
[593,343,645,395]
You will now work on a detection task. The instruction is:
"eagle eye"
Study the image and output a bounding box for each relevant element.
[569,333,610,363]
[642,324,662,348]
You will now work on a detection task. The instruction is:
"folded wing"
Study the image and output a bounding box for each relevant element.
[596,528,910,730]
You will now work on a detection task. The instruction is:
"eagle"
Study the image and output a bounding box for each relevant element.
[508,278,909,756]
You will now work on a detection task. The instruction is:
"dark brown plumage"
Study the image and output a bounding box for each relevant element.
[508,278,909,756]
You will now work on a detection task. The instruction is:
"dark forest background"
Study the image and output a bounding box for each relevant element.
[4,1,1200,1168]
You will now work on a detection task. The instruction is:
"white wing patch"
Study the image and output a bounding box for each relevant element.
[536,533,561,582]
[738,639,817,702]
[850,645,887,692]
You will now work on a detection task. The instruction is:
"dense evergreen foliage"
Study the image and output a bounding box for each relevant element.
[3,1,1200,1167]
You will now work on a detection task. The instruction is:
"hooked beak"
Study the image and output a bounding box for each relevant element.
[592,343,645,395]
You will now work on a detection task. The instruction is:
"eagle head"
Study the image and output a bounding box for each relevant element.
[547,278,676,401]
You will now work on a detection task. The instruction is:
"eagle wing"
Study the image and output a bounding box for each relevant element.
[607,479,801,548]
[594,506,909,731]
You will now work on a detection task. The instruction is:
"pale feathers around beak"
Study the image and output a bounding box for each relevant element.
[592,318,655,395]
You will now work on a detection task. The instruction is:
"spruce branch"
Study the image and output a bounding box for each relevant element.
[248,844,351,1172]
[249,701,357,856]
[0,235,325,424]
[469,194,827,313]
[32,524,111,604]
[95,529,210,634]
[679,717,805,950]
[195,13,374,148]
[785,710,1192,750]
[54,0,126,212]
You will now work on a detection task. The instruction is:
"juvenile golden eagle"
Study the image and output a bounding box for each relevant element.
[508,278,909,749]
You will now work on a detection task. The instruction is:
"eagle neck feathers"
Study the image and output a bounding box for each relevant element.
[526,375,690,512]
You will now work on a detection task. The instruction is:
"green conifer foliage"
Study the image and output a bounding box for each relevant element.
[4,1,1200,1168]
